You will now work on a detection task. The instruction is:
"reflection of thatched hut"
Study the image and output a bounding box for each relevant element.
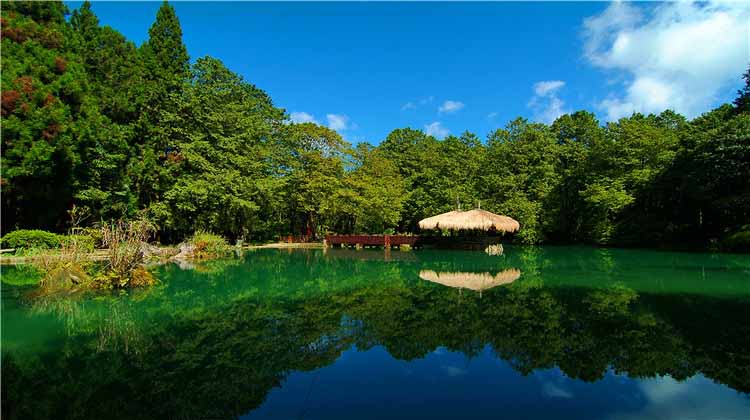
[419,268,521,292]
[418,209,520,233]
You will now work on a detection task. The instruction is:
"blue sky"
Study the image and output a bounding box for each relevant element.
[67,1,749,144]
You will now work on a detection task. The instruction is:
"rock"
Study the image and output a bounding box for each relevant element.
[141,242,178,259]
[173,242,195,260]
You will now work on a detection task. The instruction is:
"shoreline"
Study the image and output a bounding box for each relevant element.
[3,241,746,265]
[0,242,326,265]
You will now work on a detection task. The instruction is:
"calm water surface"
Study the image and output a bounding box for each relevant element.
[2,246,750,419]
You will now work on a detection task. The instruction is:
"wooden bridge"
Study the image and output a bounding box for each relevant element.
[324,234,420,248]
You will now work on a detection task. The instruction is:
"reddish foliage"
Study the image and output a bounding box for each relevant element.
[42,123,61,140]
[43,93,56,107]
[39,30,61,49]
[2,26,28,43]
[1,90,20,116]
[20,102,31,113]
[54,56,67,74]
[166,152,185,163]
[1,17,7,28]
[15,76,34,94]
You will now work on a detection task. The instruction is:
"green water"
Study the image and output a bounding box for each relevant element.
[2,246,750,419]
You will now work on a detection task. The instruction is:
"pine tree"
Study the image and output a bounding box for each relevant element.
[734,65,750,114]
[70,1,99,39]
[133,1,190,211]
[140,0,190,92]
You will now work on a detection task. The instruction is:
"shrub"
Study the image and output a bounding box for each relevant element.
[190,231,231,259]
[1,229,61,250]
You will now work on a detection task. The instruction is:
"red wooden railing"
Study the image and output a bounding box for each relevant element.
[324,234,420,247]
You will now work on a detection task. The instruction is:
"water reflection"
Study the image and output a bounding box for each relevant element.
[2,247,749,419]
[419,268,521,293]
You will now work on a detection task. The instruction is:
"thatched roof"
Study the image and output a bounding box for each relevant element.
[419,269,521,291]
[418,209,520,233]
[417,210,461,230]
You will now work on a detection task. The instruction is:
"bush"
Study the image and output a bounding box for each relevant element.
[191,231,231,259]
[0,229,61,250]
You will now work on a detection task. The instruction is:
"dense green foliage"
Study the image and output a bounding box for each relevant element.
[2,1,748,248]
[0,229,61,250]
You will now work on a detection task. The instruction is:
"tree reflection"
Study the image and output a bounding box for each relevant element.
[2,248,749,419]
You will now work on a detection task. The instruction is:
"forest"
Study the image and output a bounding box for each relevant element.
[2,1,749,249]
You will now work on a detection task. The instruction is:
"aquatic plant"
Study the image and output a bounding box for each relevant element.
[98,219,157,288]
[31,218,158,291]
[34,225,96,293]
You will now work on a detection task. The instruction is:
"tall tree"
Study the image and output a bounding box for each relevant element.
[133,0,190,212]
[67,1,140,221]
[139,1,189,92]
[480,119,560,244]
[734,64,750,115]
[156,57,285,241]
[548,111,602,242]
[283,122,348,238]
[1,1,87,231]
[346,145,406,233]
[582,112,680,243]
[72,1,144,124]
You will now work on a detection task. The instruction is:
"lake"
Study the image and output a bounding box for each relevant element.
[2,246,750,419]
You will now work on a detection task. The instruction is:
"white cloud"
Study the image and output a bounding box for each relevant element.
[606,375,750,420]
[401,102,417,111]
[487,112,499,120]
[424,121,449,138]
[534,80,566,96]
[529,80,568,123]
[438,100,465,114]
[441,365,467,377]
[289,111,317,124]
[583,1,750,120]
[541,382,573,399]
[401,96,434,111]
[420,96,435,105]
[326,114,352,131]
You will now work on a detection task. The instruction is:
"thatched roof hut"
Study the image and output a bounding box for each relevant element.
[417,210,461,230]
[419,269,521,291]
[418,209,520,233]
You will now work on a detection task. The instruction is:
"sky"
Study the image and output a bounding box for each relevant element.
[66,1,749,144]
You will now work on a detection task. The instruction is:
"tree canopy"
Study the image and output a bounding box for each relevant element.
[2,1,748,249]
